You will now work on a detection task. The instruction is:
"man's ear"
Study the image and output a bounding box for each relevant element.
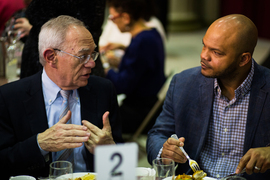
[239,52,252,67]
[43,48,57,67]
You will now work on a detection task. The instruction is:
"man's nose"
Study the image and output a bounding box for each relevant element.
[200,48,210,61]
[84,59,96,68]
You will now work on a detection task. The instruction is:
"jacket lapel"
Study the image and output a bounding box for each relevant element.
[23,72,48,134]
[78,83,98,126]
[195,76,214,159]
[244,63,267,153]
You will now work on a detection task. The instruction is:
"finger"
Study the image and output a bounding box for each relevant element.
[85,141,95,154]
[163,139,187,163]
[179,137,185,143]
[102,111,111,131]
[61,142,84,149]
[82,120,100,133]
[62,128,90,138]
[15,18,23,23]
[162,147,187,163]
[245,154,258,175]
[58,110,72,124]
[168,137,183,146]
[260,162,270,173]
[236,153,251,174]
[62,136,89,144]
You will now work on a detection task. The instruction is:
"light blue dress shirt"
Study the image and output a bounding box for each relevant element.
[38,69,87,172]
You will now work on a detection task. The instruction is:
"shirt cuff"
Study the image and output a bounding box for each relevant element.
[156,147,163,159]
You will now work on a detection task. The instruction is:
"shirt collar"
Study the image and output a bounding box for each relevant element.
[41,69,79,105]
[214,59,254,98]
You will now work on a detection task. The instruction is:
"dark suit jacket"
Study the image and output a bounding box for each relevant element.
[0,71,122,179]
[147,61,270,180]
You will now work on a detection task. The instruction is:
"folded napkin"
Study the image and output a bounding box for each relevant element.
[136,167,156,180]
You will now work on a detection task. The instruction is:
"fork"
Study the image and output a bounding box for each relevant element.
[171,134,201,172]
[220,168,246,180]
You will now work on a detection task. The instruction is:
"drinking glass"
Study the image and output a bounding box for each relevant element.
[49,161,73,180]
[152,158,175,180]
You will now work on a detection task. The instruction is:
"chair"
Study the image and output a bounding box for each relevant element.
[129,70,176,142]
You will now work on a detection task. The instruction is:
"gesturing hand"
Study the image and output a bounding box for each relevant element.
[236,146,270,175]
[82,111,115,154]
[161,137,187,164]
[37,111,90,152]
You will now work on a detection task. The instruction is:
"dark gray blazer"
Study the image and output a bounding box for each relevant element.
[147,61,270,180]
[0,71,122,179]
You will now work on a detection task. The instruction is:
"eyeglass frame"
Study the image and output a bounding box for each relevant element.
[108,13,122,21]
[53,48,99,64]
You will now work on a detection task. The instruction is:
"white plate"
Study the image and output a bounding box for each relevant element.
[72,172,96,178]
[163,176,216,180]
[56,172,96,179]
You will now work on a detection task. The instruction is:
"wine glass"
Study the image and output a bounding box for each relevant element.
[152,158,175,180]
[49,161,73,180]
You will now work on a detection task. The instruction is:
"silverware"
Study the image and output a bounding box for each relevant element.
[171,134,200,172]
[220,168,246,180]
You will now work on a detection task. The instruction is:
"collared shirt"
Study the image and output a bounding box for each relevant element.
[199,60,254,179]
[39,69,87,172]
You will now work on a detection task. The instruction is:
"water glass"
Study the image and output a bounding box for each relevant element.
[152,158,175,180]
[224,176,246,180]
[49,161,73,180]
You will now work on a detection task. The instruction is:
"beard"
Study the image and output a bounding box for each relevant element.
[201,60,239,79]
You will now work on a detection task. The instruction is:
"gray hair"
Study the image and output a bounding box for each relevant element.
[38,15,86,66]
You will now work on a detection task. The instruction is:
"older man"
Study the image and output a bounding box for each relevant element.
[147,14,270,180]
[0,15,122,179]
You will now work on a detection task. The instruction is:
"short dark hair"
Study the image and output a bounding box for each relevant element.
[108,0,147,21]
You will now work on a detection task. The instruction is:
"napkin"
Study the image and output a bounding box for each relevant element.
[136,167,156,180]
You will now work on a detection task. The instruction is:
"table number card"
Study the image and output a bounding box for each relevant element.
[95,143,138,180]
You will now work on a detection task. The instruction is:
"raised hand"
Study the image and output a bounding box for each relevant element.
[37,111,90,152]
[82,111,115,154]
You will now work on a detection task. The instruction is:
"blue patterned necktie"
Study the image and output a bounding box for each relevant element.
[54,90,74,164]
[59,90,70,121]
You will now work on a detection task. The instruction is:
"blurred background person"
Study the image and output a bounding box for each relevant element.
[99,0,166,70]
[0,0,25,35]
[19,0,106,79]
[104,0,166,135]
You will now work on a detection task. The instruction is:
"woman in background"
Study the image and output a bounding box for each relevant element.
[104,0,166,134]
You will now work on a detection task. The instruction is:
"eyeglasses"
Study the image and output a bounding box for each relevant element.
[108,14,122,21]
[54,49,99,64]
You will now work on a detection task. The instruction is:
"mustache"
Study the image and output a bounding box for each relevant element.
[201,59,212,69]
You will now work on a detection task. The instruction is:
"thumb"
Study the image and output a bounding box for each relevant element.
[179,137,185,146]
[58,110,72,124]
[102,111,111,131]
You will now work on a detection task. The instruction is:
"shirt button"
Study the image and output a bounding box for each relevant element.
[49,99,52,103]
[222,152,225,156]
[216,174,220,178]
[224,128,227,132]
